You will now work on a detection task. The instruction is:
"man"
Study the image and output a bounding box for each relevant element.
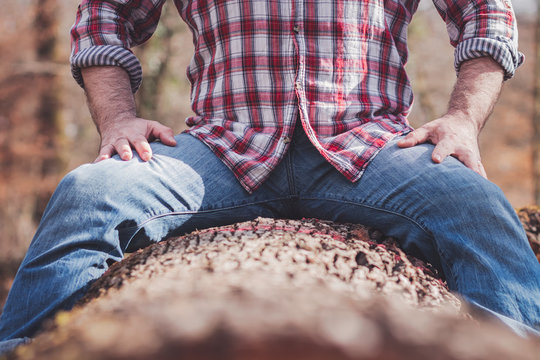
[1,0,539,353]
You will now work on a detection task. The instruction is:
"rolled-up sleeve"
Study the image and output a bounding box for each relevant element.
[433,0,524,80]
[70,0,166,93]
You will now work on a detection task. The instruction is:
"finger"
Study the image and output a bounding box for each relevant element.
[477,161,488,179]
[150,123,177,146]
[397,127,430,148]
[131,135,153,162]
[431,139,456,163]
[457,152,488,179]
[94,144,115,163]
[114,137,133,161]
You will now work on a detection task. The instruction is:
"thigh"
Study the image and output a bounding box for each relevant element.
[1,134,291,340]
[293,134,527,271]
[117,133,293,250]
[40,133,291,253]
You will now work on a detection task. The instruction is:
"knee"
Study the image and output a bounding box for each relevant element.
[56,161,128,203]
[56,156,205,211]
[60,163,109,193]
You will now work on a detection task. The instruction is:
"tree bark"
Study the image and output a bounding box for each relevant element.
[10,218,540,360]
[517,205,540,262]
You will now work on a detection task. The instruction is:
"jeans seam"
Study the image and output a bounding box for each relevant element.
[302,195,433,236]
[286,145,297,197]
[301,195,459,288]
[118,197,293,231]
[435,242,459,290]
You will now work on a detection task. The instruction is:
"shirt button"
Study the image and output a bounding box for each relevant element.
[295,82,302,90]
[282,136,291,144]
[293,25,301,34]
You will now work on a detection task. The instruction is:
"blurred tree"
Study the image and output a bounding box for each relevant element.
[406,8,441,128]
[534,0,540,204]
[136,2,183,120]
[0,0,66,264]
[33,0,66,222]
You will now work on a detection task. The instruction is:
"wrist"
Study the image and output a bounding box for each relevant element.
[445,57,504,136]
[440,112,482,136]
[82,66,137,133]
[97,112,138,135]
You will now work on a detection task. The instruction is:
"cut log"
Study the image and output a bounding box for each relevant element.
[10,217,540,360]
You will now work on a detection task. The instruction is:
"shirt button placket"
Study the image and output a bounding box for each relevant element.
[293,1,306,125]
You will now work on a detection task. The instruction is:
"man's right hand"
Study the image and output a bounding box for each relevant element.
[96,116,177,163]
[81,66,177,163]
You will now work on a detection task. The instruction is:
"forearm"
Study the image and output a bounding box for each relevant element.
[81,66,176,162]
[447,57,505,134]
[70,0,168,93]
[398,56,506,178]
[82,66,137,135]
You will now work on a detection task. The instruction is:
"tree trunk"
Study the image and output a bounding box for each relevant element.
[135,2,182,120]
[533,0,540,204]
[32,0,65,223]
[10,218,540,360]
[0,0,64,264]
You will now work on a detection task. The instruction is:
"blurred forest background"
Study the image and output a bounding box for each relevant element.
[0,1,537,310]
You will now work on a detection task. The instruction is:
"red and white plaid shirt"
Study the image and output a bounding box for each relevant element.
[71,0,522,192]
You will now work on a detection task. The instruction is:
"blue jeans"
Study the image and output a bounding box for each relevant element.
[1,124,539,346]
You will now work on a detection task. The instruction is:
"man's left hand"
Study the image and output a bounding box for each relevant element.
[397,115,487,179]
[397,57,505,180]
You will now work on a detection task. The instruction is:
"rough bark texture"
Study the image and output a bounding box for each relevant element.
[9,217,540,360]
[517,205,540,262]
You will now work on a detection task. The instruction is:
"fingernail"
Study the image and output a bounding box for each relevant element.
[434,155,441,162]
[142,151,151,161]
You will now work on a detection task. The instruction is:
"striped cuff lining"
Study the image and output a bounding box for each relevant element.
[454,37,524,80]
[70,45,142,93]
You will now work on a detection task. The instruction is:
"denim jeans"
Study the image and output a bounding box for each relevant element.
[1,124,539,348]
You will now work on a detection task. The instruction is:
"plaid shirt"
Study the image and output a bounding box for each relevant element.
[71,0,522,193]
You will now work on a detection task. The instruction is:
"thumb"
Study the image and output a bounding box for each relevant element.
[397,127,430,148]
[150,122,177,146]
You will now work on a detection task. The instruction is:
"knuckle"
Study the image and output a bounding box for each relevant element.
[114,137,128,145]
[434,147,446,157]
[99,145,113,154]
[116,144,131,153]
[134,135,148,143]
[434,141,449,152]
[445,133,458,142]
